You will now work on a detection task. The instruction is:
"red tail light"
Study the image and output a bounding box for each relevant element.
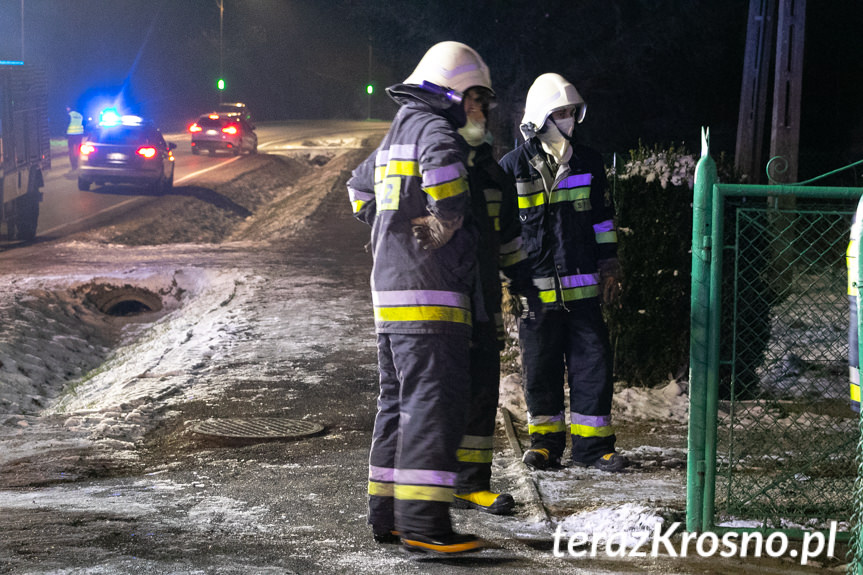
[136,146,158,159]
[79,143,96,156]
[189,123,202,133]
[222,124,239,135]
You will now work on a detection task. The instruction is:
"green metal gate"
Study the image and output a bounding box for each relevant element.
[688,130,861,550]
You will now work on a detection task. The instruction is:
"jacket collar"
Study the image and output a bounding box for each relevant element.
[386,83,467,128]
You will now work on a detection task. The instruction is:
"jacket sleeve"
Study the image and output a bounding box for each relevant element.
[483,154,533,293]
[418,119,469,222]
[588,152,618,262]
[347,151,377,227]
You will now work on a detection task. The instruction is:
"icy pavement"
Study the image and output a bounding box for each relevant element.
[0,140,845,573]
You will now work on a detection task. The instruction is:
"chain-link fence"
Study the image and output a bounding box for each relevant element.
[716,202,856,528]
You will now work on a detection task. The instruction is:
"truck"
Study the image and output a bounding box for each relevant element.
[0,62,50,241]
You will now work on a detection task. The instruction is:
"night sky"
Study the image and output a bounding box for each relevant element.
[1,0,862,177]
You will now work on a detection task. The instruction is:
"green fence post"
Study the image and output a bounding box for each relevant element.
[688,128,717,532]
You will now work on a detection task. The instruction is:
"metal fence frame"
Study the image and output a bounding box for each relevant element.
[688,129,862,552]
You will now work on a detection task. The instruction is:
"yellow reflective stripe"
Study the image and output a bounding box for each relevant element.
[596,230,618,244]
[500,249,526,268]
[369,481,394,497]
[561,285,599,301]
[424,178,468,201]
[550,187,589,203]
[538,289,557,303]
[351,199,366,214]
[518,193,545,209]
[374,165,386,182]
[387,160,420,177]
[571,423,615,438]
[486,203,501,217]
[394,484,453,503]
[852,382,860,404]
[528,421,566,435]
[456,448,493,464]
[374,306,471,325]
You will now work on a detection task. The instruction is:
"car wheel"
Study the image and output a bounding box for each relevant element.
[164,169,174,192]
[191,147,200,155]
[251,141,258,154]
[77,177,91,191]
[208,149,216,156]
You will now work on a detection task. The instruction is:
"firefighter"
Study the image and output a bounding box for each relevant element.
[347,41,490,555]
[65,106,84,170]
[451,80,538,515]
[848,201,862,413]
[499,73,629,472]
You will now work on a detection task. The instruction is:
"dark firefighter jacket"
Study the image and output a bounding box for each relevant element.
[468,142,532,347]
[499,138,617,308]
[347,84,476,337]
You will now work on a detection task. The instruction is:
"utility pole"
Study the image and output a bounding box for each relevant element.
[735,0,776,184]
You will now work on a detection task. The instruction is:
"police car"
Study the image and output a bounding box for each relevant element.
[77,109,177,194]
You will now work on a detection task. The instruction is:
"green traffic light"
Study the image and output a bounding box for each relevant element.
[366,84,374,95]
[217,78,225,91]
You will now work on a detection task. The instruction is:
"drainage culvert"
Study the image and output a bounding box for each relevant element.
[80,283,164,317]
[190,418,325,442]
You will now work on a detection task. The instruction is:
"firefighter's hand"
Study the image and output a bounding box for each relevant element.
[598,258,622,306]
[410,214,463,250]
[519,286,544,324]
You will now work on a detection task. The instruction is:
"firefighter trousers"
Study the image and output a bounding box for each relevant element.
[456,320,500,493]
[850,296,860,412]
[368,332,470,537]
[518,299,616,464]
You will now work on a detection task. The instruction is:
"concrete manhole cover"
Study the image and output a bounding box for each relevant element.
[190,418,325,440]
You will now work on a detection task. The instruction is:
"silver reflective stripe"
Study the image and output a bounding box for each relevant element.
[369,465,395,482]
[527,412,565,426]
[533,277,556,291]
[389,143,417,160]
[348,187,374,202]
[516,179,544,196]
[560,273,599,288]
[460,435,494,449]
[423,162,465,187]
[571,413,612,427]
[558,173,591,188]
[395,468,456,487]
[372,290,470,308]
[593,219,615,234]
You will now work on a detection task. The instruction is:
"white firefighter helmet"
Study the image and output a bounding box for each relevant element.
[404,41,494,97]
[520,73,586,138]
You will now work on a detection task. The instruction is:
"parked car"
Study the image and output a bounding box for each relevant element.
[217,101,252,121]
[189,112,258,156]
[77,111,176,194]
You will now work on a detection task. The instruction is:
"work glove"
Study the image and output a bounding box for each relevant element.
[598,258,623,306]
[410,214,464,250]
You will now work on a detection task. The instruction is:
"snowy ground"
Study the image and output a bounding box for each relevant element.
[0,129,847,573]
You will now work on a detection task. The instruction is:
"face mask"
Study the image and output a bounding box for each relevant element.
[537,121,572,164]
[553,117,575,138]
[458,118,487,147]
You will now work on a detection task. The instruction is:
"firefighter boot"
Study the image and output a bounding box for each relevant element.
[372,527,400,544]
[401,531,485,556]
[522,448,561,471]
[453,490,515,515]
[572,452,630,472]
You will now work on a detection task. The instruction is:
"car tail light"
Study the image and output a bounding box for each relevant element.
[79,143,96,156]
[208,114,220,120]
[189,123,202,133]
[222,124,239,135]
[136,146,158,159]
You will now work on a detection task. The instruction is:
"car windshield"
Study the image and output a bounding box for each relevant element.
[91,126,149,145]
[198,117,227,129]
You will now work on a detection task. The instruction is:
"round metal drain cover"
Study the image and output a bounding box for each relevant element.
[190,418,325,440]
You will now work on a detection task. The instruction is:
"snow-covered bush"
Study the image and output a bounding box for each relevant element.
[604,144,697,387]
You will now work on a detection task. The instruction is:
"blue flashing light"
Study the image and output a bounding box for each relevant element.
[0,60,25,66]
[99,108,121,126]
